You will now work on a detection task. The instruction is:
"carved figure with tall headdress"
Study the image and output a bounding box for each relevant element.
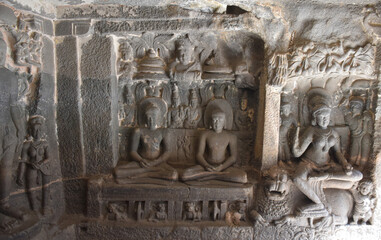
[169,36,201,89]
[292,88,362,216]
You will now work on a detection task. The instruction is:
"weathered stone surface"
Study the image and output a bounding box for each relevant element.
[56,36,84,178]
[0,1,381,239]
[80,34,114,174]
[63,178,87,215]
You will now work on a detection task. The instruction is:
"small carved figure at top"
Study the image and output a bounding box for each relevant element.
[292,88,362,216]
[234,91,254,130]
[340,96,374,171]
[134,48,168,81]
[117,41,135,81]
[18,115,52,216]
[169,36,201,89]
[350,180,375,225]
[234,46,257,89]
[119,85,136,127]
[202,50,235,81]
[184,89,202,129]
[114,99,178,181]
[181,100,247,183]
[183,202,202,222]
[167,84,186,128]
[278,95,297,163]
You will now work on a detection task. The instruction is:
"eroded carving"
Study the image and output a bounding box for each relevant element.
[287,43,374,78]
[183,202,202,222]
[18,115,52,216]
[350,180,375,225]
[340,96,374,171]
[107,202,129,221]
[278,94,297,163]
[234,91,254,130]
[226,201,247,225]
[184,89,202,129]
[148,202,168,222]
[167,84,186,128]
[0,37,28,231]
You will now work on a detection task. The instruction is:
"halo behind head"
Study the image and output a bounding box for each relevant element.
[204,99,233,130]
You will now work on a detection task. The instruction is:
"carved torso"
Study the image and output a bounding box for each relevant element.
[169,107,185,128]
[205,131,233,165]
[279,115,296,142]
[184,106,201,128]
[303,127,338,166]
[347,113,373,137]
[27,139,48,164]
[138,128,164,160]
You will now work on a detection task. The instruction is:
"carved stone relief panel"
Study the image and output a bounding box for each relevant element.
[256,38,377,238]
[115,31,262,171]
[0,9,57,238]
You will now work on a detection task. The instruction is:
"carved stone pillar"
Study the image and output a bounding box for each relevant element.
[79,34,116,175]
[261,85,281,170]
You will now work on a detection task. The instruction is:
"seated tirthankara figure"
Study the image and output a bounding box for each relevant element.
[114,99,178,181]
[292,88,362,215]
[181,104,247,183]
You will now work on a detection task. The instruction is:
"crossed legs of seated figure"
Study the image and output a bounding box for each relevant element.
[293,161,362,212]
[114,161,178,181]
[181,165,247,183]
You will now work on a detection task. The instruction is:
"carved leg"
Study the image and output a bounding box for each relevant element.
[322,170,363,189]
[359,134,371,171]
[351,214,359,225]
[42,175,50,216]
[114,161,149,179]
[26,168,40,213]
[349,138,361,166]
[141,163,178,180]
[293,163,323,205]
[215,167,247,183]
[123,163,178,180]
[181,165,224,181]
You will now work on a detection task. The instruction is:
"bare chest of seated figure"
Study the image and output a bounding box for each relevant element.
[205,132,232,165]
[304,128,338,166]
[139,129,164,160]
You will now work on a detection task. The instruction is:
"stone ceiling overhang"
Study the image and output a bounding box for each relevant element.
[1,0,380,19]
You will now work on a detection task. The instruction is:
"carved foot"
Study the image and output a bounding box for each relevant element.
[297,203,329,218]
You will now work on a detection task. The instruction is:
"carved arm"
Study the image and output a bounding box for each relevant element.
[332,131,352,174]
[196,132,213,169]
[219,134,237,171]
[292,126,312,158]
[150,131,171,167]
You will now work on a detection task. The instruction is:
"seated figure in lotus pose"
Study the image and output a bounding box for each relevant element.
[292,89,362,215]
[114,103,178,181]
[181,109,247,183]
